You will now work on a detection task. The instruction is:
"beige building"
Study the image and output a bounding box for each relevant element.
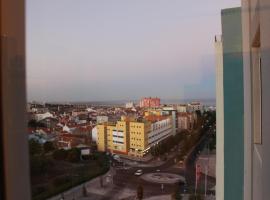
[178,112,195,130]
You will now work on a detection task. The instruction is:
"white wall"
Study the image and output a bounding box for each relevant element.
[215,35,224,200]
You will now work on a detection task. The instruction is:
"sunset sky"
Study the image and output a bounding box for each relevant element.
[26,0,240,102]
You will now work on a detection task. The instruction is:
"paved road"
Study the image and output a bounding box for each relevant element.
[49,126,216,200]
[102,131,215,200]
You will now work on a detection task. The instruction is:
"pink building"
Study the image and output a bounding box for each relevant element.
[139,97,161,108]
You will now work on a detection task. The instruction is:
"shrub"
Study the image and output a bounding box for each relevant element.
[53,176,72,186]
[43,141,55,153]
[29,139,42,155]
[53,149,68,160]
[30,155,52,175]
[66,148,81,163]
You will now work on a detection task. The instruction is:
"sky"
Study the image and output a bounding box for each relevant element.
[26,0,240,102]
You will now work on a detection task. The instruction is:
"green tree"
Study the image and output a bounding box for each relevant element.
[43,141,55,153]
[53,149,68,160]
[67,148,81,163]
[30,155,52,175]
[171,187,182,200]
[189,194,204,200]
[29,139,42,155]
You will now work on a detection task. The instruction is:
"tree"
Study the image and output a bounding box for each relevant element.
[30,155,52,175]
[53,149,68,160]
[137,185,144,200]
[171,187,182,200]
[28,119,38,128]
[189,194,204,200]
[29,139,42,155]
[67,148,80,163]
[195,110,202,118]
[43,141,55,153]
[28,119,46,128]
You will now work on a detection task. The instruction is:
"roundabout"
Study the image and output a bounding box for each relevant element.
[141,173,185,184]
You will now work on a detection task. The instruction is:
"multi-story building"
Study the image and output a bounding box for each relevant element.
[139,97,160,108]
[96,116,109,124]
[215,8,244,200]
[125,102,134,109]
[215,3,270,199]
[162,107,178,135]
[129,120,151,157]
[145,115,173,147]
[34,112,54,121]
[241,1,270,199]
[144,107,178,135]
[187,102,202,112]
[57,134,90,150]
[178,112,195,130]
[97,115,173,157]
[176,104,187,113]
[97,117,130,155]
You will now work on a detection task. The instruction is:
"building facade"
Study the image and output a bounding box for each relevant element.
[178,112,195,131]
[216,7,244,200]
[241,0,270,199]
[215,34,224,200]
[139,97,160,108]
[97,115,173,157]
[216,3,270,199]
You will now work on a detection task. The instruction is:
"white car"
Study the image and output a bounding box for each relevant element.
[134,169,143,176]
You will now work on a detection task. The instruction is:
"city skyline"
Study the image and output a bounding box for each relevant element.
[26,0,240,102]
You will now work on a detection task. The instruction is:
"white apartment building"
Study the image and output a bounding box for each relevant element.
[96,116,109,124]
[177,104,187,113]
[187,102,202,112]
[125,102,134,109]
[148,117,173,146]
[34,112,54,121]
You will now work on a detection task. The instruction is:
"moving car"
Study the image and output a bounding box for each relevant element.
[134,169,143,176]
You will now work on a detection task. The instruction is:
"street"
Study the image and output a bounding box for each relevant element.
[48,127,216,200]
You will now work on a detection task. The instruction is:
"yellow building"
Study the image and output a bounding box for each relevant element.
[129,121,151,157]
[97,124,107,152]
[144,109,163,117]
[97,117,130,155]
[97,115,173,158]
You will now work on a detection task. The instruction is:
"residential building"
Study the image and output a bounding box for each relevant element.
[34,112,54,121]
[125,102,134,109]
[96,116,109,124]
[187,102,202,112]
[97,115,173,157]
[146,115,173,147]
[57,134,90,150]
[178,112,195,130]
[139,97,160,108]
[129,120,151,157]
[216,7,244,200]
[241,0,270,200]
[162,107,178,135]
[216,3,270,199]
[176,104,187,113]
